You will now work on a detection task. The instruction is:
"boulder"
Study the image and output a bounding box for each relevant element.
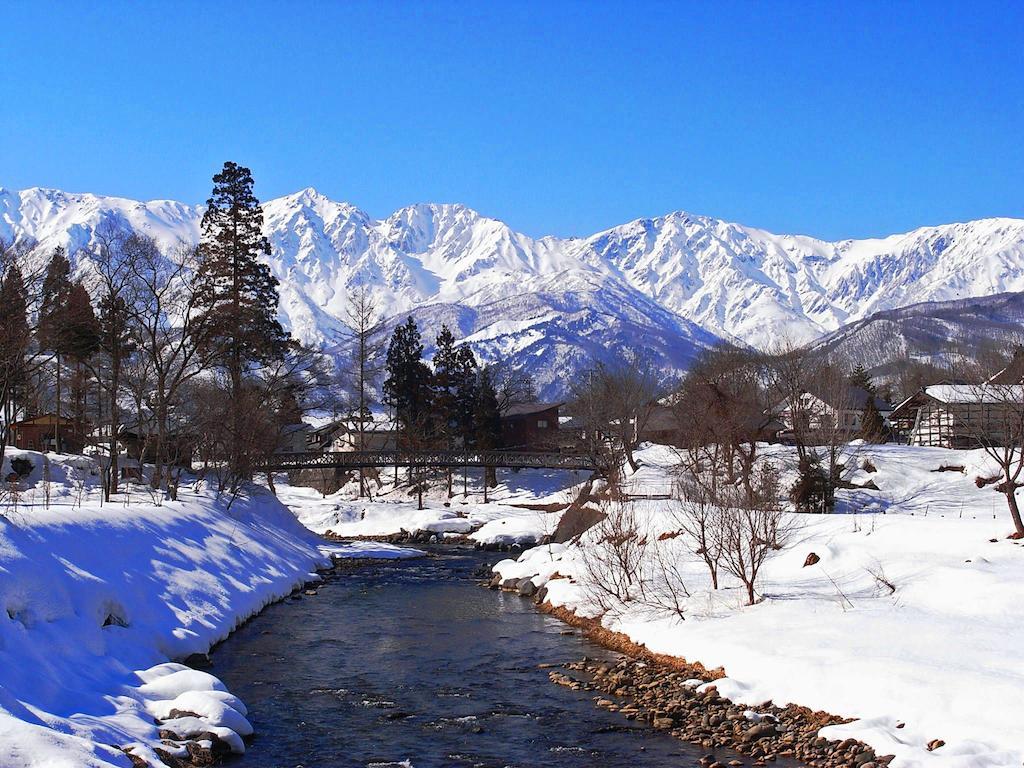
[517,578,537,597]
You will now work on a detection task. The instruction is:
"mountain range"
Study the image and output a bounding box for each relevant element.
[2,185,1023,397]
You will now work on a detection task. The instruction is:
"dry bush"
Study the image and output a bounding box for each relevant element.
[579,501,650,611]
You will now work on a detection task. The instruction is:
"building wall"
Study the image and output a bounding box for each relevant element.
[500,408,560,450]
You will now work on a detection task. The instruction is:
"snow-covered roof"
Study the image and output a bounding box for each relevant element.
[924,384,1024,404]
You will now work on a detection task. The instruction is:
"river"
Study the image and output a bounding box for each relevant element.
[211,547,772,767]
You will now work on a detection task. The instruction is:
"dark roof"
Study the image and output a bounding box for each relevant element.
[501,401,563,418]
[809,386,891,412]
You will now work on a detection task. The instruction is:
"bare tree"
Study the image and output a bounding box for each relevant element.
[579,500,650,610]
[954,371,1024,537]
[674,345,773,504]
[717,489,794,606]
[341,282,384,497]
[127,239,219,496]
[670,491,723,590]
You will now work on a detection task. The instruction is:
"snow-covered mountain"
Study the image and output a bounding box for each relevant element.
[2,185,1023,396]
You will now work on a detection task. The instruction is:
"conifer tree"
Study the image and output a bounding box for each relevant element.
[383,317,433,449]
[196,162,287,480]
[0,265,30,465]
[858,396,886,443]
[37,247,74,448]
[849,364,876,395]
[474,365,502,499]
[453,345,479,447]
[64,282,100,447]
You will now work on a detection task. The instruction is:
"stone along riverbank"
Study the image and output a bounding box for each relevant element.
[489,576,889,768]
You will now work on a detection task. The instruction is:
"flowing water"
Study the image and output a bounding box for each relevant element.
[212,547,779,768]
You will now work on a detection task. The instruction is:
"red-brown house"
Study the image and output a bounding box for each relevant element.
[499,402,562,450]
[8,414,84,454]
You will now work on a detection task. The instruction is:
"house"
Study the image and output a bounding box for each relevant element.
[276,423,312,454]
[8,414,84,454]
[89,423,195,473]
[500,402,562,450]
[776,387,892,438]
[307,414,398,453]
[889,383,1024,448]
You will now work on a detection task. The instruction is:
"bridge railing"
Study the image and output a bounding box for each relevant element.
[257,449,598,472]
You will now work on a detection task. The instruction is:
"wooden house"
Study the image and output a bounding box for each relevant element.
[500,402,562,450]
[890,384,1024,448]
[9,414,84,454]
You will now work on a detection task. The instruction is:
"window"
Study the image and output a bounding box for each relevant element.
[537,419,549,429]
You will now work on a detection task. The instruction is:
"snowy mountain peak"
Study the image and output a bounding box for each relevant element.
[3,183,1024,396]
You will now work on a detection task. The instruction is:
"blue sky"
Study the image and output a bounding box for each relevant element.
[2,1,1021,239]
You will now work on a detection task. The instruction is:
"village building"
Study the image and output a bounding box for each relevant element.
[499,402,562,450]
[890,383,1024,448]
[306,414,398,453]
[9,414,85,454]
[276,423,312,454]
[775,386,892,439]
[88,423,196,478]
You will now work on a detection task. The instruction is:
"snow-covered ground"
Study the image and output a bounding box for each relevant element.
[272,465,578,547]
[0,449,416,768]
[494,443,1024,768]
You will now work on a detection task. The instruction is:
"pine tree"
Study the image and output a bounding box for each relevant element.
[453,345,479,447]
[0,265,30,466]
[196,162,288,480]
[64,282,100,447]
[474,365,502,499]
[858,396,886,443]
[383,317,434,448]
[37,247,74,449]
[849,364,876,395]
[432,326,459,442]
[452,344,478,496]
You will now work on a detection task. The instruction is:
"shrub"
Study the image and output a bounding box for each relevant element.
[10,457,33,479]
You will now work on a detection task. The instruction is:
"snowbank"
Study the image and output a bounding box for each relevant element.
[0,448,375,767]
[493,443,1024,768]
[276,480,563,547]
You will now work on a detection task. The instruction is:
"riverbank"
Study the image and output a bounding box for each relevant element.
[0,448,418,768]
[494,583,879,768]
[491,443,1024,768]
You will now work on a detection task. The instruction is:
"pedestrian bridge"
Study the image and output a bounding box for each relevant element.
[258,449,599,473]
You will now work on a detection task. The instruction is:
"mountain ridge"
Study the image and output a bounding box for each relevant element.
[3,184,1023,397]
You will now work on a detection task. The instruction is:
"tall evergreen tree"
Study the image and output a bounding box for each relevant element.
[37,247,74,447]
[196,162,287,480]
[432,325,459,443]
[849,364,876,395]
[64,282,100,446]
[474,365,502,499]
[382,317,433,449]
[0,265,30,466]
[453,345,479,447]
[858,396,886,443]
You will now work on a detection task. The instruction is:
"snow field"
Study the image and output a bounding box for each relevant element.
[0,449,414,768]
[494,443,1024,768]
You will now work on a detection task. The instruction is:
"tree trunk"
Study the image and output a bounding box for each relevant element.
[1007,489,1024,537]
[54,352,61,452]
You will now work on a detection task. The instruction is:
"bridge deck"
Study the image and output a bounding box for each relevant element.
[259,449,598,472]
